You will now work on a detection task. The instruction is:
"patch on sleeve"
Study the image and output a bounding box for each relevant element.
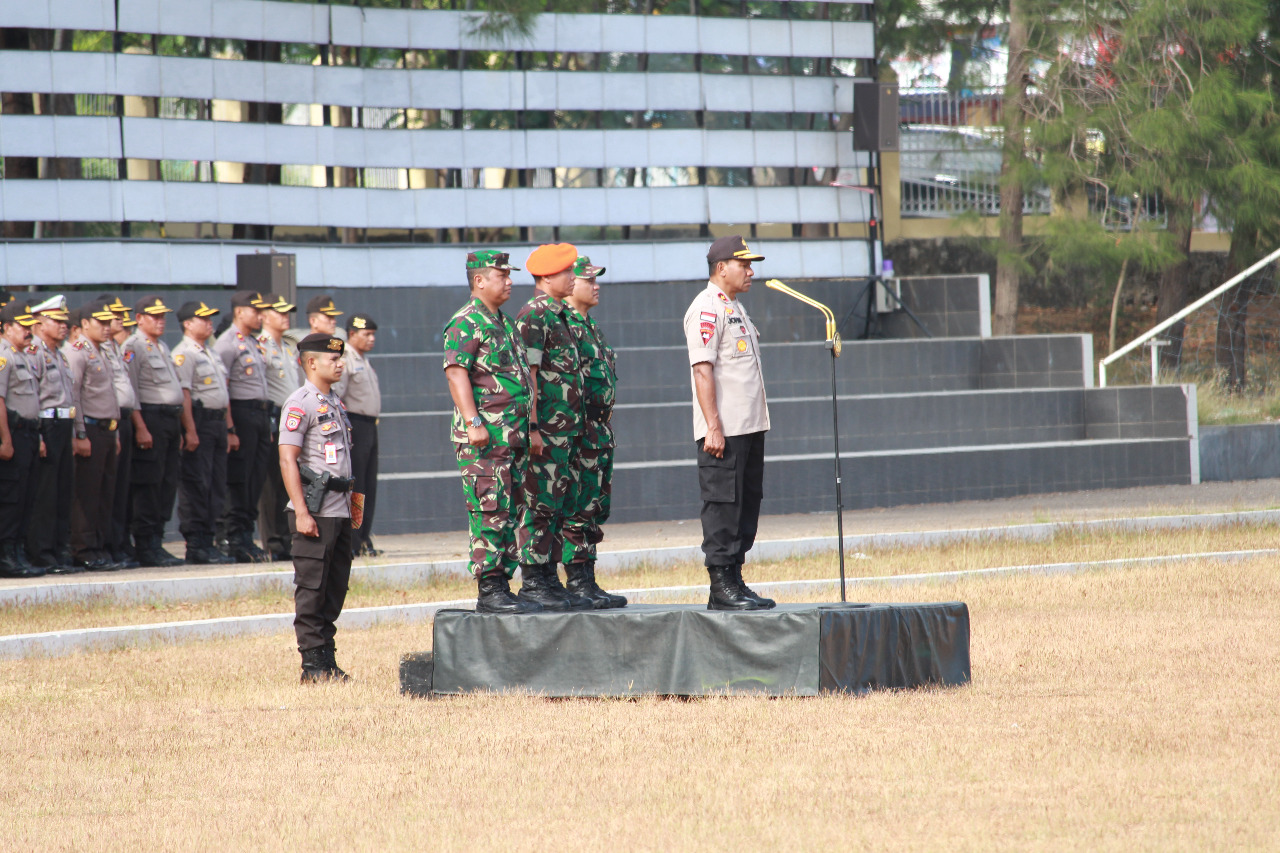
[699,322,715,345]
[0,357,7,371]
[173,353,185,367]
[123,350,135,363]
[285,405,305,432]
[699,311,717,323]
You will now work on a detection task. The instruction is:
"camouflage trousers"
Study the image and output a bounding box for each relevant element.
[517,434,578,567]
[455,443,525,579]
[561,445,613,565]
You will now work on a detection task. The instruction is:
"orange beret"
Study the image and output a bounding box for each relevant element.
[525,243,579,276]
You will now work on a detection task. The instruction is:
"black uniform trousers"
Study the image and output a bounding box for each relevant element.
[0,418,40,545]
[131,406,182,542]
[224,400,273,539]
[348,413,379,553]
[71,422,117,561]
[257,406,289,555]
[696,430,766,568]
[108,408,134,555]
[178,405,228,541]
[27,417,72,562]
[288,512,353,652]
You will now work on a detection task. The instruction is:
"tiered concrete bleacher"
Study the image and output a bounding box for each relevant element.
[153,275,1200,535]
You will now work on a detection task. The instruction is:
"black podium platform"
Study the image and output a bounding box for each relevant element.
[401,602,970,698]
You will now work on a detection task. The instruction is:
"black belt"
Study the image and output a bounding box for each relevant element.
[197,406,227,420]
[231,399,271,411]
[325,476,355,493]
[348,412,378,424]
[119,406,134,419]
[585,403,613,423]
[6,411,39,431]
[141,403,182,415]
[84,416,119,431]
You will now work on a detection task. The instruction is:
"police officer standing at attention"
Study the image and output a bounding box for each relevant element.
[96,295,139,569]
[173,301,237,565]
[258,294,302,561]
[682,236,776,611]
[561,256,626,608]
[443,250,541,614]
[66,300,123,572]
[0,301,44,578]
[286,296,345,345]
[280,333,360,683]
[27,295,76,573]
[514,243,593,611]
[333,313,382,558]
[123,296,186,569]
[215,291,273,563]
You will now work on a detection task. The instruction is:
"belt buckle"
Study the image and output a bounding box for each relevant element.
[108,419,117,431]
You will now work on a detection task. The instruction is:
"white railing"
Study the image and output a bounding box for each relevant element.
[1098,245,1280,387]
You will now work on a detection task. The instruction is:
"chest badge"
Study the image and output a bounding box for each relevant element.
[737,340,748,352]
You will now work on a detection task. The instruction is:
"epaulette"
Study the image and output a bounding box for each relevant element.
[73,340,89,350]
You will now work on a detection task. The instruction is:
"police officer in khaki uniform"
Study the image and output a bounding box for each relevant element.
[123,295,186,569]
[258,294,302,561]
[67,300,123,572]
[94,295,140,568]
[173,301,238,565]
[683,235,775,611]
[333,313,381,558]
[26,295,76,573]
[286,296,346,346]
[279,333,359,683]
[214,291,273,563]
[0,301,44,578]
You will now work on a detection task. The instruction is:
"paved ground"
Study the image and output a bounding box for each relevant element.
[4,479,1276,591]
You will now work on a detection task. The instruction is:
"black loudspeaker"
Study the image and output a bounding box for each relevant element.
[853,82,900,152]
[236,253,296,307]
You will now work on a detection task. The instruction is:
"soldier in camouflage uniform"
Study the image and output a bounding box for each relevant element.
[561,256,626,608]
[514,243,594,611]
[443,250,542,614]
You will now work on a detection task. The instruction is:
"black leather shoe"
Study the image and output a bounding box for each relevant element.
[47,561,85,575]
[516,563,575,611]
[565,561,627,609]
[269,549,292,562]
[707,564,764,611]
[81,556,118,572]
[477,573,544,613]
[0,542,43,578]
[108,548,140,570]
[137,538,183,568]
[732,563,776,609]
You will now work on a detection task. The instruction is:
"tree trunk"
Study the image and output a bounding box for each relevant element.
[1156,204,1193,371]
[1214,227,1258,392]
[992,0,1029,336]
[1108,258,1129,355]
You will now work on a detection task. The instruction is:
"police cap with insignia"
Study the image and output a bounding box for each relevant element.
[31,294,71,321]
[80,299,117,324]
[305,295,343,317]
[347,313,377,332]
[573,255,606,278]
[0,301,39,327]
[707,235,765,263]
[466,249,520,271]
[95,293,128,315]
[265,293,296,313]
[298,333,345,355]
[230,290,268,309]
[120,309,137,328]
[134,295,173,315]
[526,243,578,277]
[177,301,220,323]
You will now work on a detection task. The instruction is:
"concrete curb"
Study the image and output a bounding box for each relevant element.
[3,509,1277,609]
[2,547,1275,660]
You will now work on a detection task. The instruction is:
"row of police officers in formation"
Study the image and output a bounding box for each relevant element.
[0,291,382,579]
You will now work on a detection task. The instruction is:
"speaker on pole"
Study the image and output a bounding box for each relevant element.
[236,253,296,307]
[853,82,900,152]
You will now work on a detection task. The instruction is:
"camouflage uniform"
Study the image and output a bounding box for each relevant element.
[514,292,583,567]
[561,305,616,565]
[442,296,532,579]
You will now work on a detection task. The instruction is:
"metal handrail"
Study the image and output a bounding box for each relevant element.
[1098,245,1280,387]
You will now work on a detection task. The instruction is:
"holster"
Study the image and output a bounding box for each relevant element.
[298,465,329,515]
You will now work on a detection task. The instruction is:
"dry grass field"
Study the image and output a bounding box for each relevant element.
[4,522,1278,636]
[3,545,1279,850]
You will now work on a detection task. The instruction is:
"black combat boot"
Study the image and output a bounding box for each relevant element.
[300,647,331,684]
[550,563,594,610]
[476,571,544,613]
[228,531,267,564]
[138,536,183,568]
[517,563,575,611]
[707,564,762,611]
[565,561,627,609]
[0,540,42,578]
[323,642,352,682]
[108,546,140,570]
[185,535,234,565]
[732,563,776,609]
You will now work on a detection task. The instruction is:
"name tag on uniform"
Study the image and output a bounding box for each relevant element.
[324,441,337,465]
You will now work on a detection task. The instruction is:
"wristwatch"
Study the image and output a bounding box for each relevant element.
[469,415,483,427]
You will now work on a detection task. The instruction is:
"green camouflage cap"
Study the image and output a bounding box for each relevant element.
[466,250,520,271]
[573,256,606,278]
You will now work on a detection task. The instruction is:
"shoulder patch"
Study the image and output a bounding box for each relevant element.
[0,357,7,371]
[173,353,185,366]
[123,350,135,363]
[285,411,302,432]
